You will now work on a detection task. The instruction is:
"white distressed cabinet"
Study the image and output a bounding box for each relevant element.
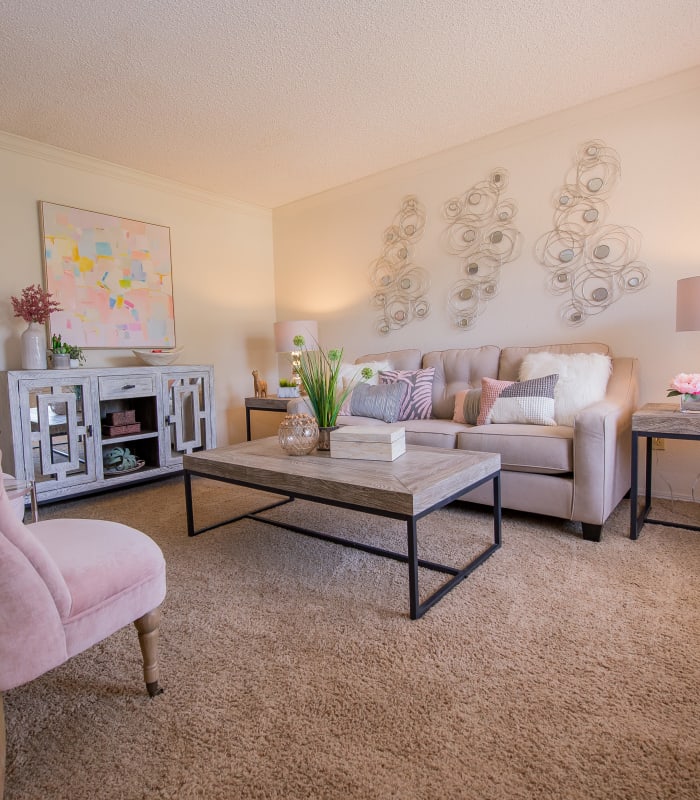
[0,365,215,503]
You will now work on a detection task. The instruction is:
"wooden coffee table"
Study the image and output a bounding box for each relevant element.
[183,438,501,619]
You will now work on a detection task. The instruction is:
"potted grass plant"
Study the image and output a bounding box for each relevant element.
[292,334,373,449]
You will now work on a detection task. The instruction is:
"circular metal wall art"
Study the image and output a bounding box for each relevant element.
[536,139,649,325]
[370,195,431,335]
[442,168,521,330]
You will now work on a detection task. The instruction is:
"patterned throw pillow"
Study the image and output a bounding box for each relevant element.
[477,374,559,426]
[379,368,435,421]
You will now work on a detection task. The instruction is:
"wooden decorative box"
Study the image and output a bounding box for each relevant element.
[102,422,142,437]
[330,425,406,461]
[106,410,136,425]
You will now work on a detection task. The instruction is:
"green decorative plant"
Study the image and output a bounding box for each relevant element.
[292,334,373,428]
[66,343,86,365]
[51,334,86,364]
[279,378,297,387]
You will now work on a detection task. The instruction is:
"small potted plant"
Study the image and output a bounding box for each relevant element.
[66,343,86,367]
[49,333,81,369]
[292,334,374,449]
[278,378,300,398]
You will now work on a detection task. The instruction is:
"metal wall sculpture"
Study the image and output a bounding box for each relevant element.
[535,140,648,326]
[442,169,521,329]
[369,195,430,335]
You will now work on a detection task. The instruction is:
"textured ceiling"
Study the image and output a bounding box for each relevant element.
[1,1,698,208]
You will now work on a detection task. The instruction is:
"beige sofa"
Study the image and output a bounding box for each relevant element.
[320,342,639,542]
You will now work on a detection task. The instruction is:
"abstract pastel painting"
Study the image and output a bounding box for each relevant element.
[40,202,176,348]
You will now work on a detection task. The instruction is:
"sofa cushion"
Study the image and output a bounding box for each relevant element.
[422,346,500,419]
[519,352,612,426]
[498,342,611,382]
[477,375,558,426]
[337,416,465,449]
[355,349,422,371]
[380,368,435,420]
[458,425,574,474]
[30,518,166,657]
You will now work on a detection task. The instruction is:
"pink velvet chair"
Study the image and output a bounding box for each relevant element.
[0,456,166,798]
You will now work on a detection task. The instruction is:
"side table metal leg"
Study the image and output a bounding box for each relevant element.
[184,471,196,537]
[630,432,639,539]
[246,408,252,441]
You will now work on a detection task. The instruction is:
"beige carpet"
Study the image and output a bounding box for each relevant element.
[4,477,699,799]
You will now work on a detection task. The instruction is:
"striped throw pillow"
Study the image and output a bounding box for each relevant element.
[379,368,435,420]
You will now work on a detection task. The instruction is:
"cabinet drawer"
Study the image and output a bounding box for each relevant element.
[98,374,156,399]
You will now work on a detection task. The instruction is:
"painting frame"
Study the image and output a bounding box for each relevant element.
[40,201,176,349]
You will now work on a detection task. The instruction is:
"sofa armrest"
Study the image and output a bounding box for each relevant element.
[571,357,639,525]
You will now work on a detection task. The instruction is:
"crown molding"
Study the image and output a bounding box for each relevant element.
[0,130,271,218]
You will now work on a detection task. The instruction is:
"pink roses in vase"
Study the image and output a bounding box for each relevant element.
[667,373,700,413]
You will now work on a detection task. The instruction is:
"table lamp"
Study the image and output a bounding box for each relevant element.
[273,320,319,386]
[676,276,700,332]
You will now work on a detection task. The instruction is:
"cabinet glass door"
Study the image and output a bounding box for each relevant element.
[162,373,213,466]
[18,377,96,492]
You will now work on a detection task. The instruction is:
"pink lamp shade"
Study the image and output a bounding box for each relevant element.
[273,320,319,352]
[676,277,700,332]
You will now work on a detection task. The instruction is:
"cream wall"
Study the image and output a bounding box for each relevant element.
[273,67,700,500]
[0,134,276,446]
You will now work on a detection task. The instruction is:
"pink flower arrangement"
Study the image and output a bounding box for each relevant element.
[667,372,700,400]
[10,284,62,324]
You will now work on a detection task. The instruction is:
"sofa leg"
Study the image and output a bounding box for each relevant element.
[581,523,603,542]
[134,608,163,697]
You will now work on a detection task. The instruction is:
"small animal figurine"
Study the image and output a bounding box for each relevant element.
[252,369,268,398]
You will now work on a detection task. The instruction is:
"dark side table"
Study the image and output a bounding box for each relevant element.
[630,402,700,539]
[244,396,293,440]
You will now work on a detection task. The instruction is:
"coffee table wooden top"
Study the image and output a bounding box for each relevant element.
[184,437,500,517]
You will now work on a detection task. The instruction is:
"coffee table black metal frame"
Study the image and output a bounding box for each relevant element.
[184,466,501,620]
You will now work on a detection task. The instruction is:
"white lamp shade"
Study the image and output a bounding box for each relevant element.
[273,320,319,352]
[676,277,700,332]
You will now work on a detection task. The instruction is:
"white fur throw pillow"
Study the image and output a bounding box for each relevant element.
[519,352,612,426]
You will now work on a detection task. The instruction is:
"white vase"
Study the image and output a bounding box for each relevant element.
[20,322,47,370]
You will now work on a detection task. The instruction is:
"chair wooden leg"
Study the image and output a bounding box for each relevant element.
[1,694,6,800]
[134,608,163,697]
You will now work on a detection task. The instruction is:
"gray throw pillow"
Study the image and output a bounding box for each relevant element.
[349,381,406,423]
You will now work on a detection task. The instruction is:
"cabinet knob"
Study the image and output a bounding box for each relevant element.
[86,424,93,437]
[122,383,136,390]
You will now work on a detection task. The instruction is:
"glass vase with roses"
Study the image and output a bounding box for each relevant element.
[667,372,700,413]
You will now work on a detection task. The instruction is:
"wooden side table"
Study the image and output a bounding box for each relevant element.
[244,396,292,440]
[630,402,700,539]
